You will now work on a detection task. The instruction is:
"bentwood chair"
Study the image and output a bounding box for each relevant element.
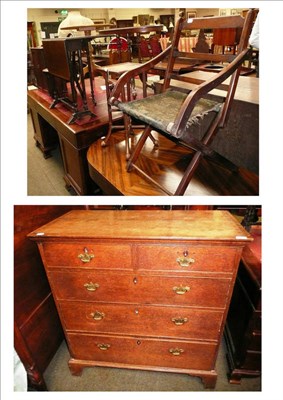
[109,9,256,195]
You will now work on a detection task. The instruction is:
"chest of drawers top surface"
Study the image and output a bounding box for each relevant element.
[28,210,252,243]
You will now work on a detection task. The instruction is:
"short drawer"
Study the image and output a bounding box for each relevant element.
[41,242,132,269]
[48,271,231,308]
[136,244,237,273]
[59,301,223,341]
[67,333,217,371]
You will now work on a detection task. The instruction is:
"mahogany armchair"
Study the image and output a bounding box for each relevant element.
[109,10,256,195]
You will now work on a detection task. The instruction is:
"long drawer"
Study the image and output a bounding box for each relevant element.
[59,301,223,341]
[67,333,217,371]
[136,244,237,273]
[48,270,231,308]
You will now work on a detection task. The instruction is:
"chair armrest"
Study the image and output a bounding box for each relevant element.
[170,47,251,137]
[92,62,109,79]
[110,45,172,103]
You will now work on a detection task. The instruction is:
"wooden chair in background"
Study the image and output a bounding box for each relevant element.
[211,28,238,55]
[109,9,256,195]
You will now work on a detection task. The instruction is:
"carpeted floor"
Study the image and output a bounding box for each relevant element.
[43,338,261,392]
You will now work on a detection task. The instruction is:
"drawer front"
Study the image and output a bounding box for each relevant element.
[67,333,217,371]
[59,301,223,341]
[136,244,237,273]
[41,242,131,269]
[48,271,231,308]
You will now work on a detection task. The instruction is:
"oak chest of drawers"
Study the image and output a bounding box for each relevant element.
[28,210,252,388]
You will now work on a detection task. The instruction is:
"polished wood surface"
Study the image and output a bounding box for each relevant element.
[29,210,251,388]
[155,71,259,104]
[28,210,252,240]
[87,130,259,196]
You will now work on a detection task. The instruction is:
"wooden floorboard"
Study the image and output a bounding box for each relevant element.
[87,130,259,196]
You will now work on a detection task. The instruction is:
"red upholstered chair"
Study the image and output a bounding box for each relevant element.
[149,34,163,57]
[139,36,152,60]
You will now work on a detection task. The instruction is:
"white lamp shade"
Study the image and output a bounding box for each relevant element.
[58,11,94,37]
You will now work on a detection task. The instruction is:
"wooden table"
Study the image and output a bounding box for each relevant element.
[42,36,96,124]
[28,87,110,195]
[60,24,115,36]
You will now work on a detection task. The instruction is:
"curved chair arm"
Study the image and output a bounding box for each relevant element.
[110,45,172,103]
[170,47,251,137]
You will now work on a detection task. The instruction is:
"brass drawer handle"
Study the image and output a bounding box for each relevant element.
[78,248,94,263]
[169,348,184,356]
[97,343,110,351]
[171,317,188,326]
[90,311,105,321]
[173,285,190,295]
[176,251,195,268]
[84,282,99,291]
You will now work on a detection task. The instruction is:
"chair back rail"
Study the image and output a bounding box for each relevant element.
[182,15,245,30]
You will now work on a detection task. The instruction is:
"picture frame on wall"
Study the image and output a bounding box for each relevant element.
[187,11,197,19]
[138,14,150,26]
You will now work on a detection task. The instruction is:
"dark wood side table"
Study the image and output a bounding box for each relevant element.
[42,36,96,124]
[224,225,261,383]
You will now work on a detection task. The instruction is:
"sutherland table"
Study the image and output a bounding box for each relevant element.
[28,210,252,389]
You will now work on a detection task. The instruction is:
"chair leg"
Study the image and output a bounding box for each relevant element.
[101,104,115,147]
[181,133,238,172]
[175,135,238,195]
[174,151,203,195]
[127,125,152,171]
[149,131,159,147]
[124,114,133,160]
